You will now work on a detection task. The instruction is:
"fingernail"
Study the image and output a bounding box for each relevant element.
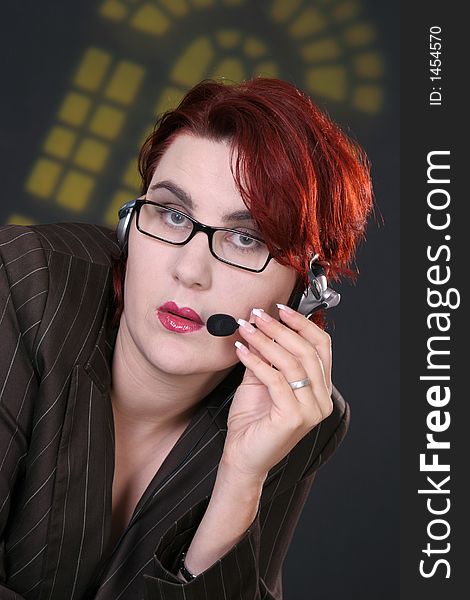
[276,303,295,314]
[252,308,272,322]
[234,340,249,353]
[237,318,256,333]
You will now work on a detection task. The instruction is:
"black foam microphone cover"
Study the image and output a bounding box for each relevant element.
[206,314,239,336]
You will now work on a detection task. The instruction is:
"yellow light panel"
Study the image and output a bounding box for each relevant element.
[105,61,145,104]
[73,138,110,172]
[154,86,185,115]
[332,1,360,21]
[255,61,279,77]
[74,48,112,91]
[353,52,383,78]
[131,4,170,35]
[353,84,382,113]
[160,0,189,17]
[7,214,35,225]
[56,171,95,211]
[306,66,346,100]
[58,92,91,126]
[44,127,77,159]
[269,0,302,22]
[344,23,376,46]
[26,159,62,199]
[289,8,327,38]
[99,0,129,20]
[89,105,125,140]
[211,58,245,81]
[172,38,214,86]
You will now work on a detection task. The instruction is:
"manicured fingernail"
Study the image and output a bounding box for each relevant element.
[237,318,256,333]
[276,303,295,314]
[252,308,272,322]
[234,340,249,353]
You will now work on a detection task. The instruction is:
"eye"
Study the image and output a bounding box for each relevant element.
[225,231,264,252]
[235,234,256,247]
[157,207,192,229]
[168,210,187,225]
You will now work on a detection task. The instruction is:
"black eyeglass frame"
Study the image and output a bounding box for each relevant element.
[132,198,275,273]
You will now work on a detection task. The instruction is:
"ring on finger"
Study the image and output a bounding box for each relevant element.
[288,377,311,390]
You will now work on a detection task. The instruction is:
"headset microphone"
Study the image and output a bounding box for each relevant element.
[206,314,239,336]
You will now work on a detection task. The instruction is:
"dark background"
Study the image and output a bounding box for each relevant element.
[0,1,399,598]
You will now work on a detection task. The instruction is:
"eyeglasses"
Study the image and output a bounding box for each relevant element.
[133,199,274,272]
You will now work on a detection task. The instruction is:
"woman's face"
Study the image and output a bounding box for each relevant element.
[122,133,298,376]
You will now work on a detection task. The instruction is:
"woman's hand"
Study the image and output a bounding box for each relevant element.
[221,304,333,481]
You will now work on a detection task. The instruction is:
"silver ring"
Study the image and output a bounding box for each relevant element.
[288,377,311,390]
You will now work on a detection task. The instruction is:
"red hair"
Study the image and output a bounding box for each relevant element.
[111,78,375,329]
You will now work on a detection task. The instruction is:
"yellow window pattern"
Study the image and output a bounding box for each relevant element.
[25,47,145,213]
[15,0,386,226]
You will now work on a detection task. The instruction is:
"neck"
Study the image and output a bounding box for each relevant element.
[109,320,235,436]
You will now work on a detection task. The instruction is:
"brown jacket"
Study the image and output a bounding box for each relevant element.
[0,222,350,599]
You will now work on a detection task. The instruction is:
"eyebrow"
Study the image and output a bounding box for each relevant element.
[149,180,256,224]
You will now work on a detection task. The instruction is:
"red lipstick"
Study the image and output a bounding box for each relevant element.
[156,301,204,333]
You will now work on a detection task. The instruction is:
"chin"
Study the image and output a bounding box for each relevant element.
[145,337,238,377]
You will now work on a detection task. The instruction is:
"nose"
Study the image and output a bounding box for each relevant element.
[171,230,214,289]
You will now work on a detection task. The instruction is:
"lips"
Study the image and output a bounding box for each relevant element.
[157,301,204,324]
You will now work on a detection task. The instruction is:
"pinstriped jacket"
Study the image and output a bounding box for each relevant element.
[0,222,350,600]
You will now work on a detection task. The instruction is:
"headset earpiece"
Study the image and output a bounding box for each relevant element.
[296,254,341,318]
[116,199,137,257]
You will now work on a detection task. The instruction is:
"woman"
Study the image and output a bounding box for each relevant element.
[0,77,373,599]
